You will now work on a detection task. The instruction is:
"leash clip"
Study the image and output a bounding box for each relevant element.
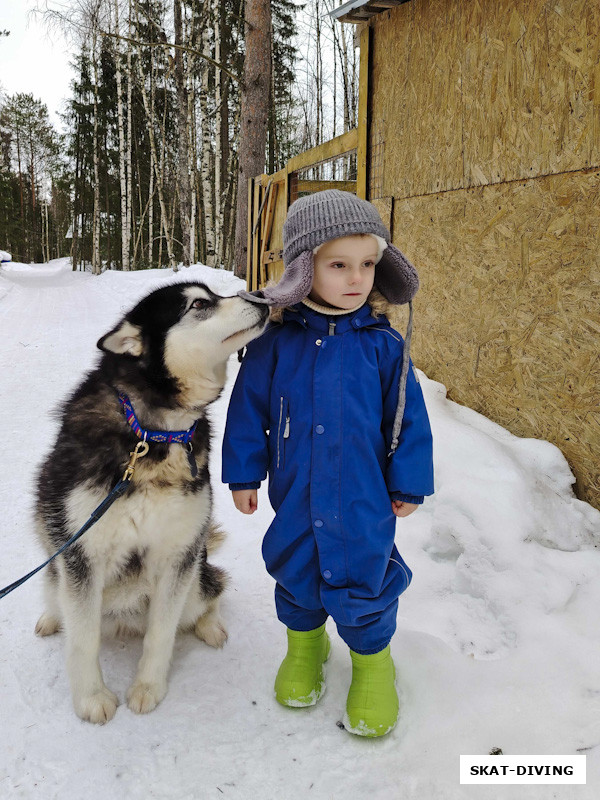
[122,440,150,481]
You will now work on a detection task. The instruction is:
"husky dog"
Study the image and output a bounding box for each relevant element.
[34,282,268,724]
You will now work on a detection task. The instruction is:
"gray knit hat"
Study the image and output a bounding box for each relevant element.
[238,189,419,307]
[238,190,420,456]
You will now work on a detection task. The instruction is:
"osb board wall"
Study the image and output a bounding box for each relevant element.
[368,0,600,506]
[387,169,600,506]
[370,0,600,198]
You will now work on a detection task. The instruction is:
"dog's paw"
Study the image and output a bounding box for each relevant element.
[35,613,61,636]
[195,615,228,648]
[74,687,119,724]
[127,681,166,714]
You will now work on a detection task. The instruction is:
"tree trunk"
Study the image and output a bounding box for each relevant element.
[200,16,215,267]
[28,120,37,260]
[233,0,272,280]
[219,8,230,265]
[92,33,101,275]
[148,29,156,267]
[113,0,130,270]
[213,0,223,266]
[126,0,133,267]
[187,8,197,264]
[174,0,192,266]
[134,20,177,271]
[315,0,322,151]
[15,122,24,231]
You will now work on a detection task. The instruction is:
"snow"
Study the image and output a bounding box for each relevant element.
[1,258,600,799]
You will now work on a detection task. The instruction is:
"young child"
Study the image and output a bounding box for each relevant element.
[222,190,434,737]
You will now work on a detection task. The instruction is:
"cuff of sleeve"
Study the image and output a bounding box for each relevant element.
[229,482,261,491]
[390,492,424,505]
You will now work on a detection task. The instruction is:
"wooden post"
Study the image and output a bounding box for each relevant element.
[357,24,371,200]
[288,171,298,206]
[246,177,253,289]
[251,180,261,291]
[260,182,277,285]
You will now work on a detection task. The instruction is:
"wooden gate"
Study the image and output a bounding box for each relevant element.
[246,128,364,291]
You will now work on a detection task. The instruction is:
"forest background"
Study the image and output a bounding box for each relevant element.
[0,0,357,277]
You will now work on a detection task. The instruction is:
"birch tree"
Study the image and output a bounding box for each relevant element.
[134,35,177,270]
[213,0,222,266]
[173,0,192,266]
[91,29,101,274]
[112,0,131,270]
[199,6,215,267]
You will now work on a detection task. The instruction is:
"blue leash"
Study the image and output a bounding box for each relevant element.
[0,441,149,601]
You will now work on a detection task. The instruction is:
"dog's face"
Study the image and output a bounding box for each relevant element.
[97,282,269,406]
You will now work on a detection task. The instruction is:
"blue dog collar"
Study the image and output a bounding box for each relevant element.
[117,392,198,445]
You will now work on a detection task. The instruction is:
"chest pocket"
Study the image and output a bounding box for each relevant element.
[276,396,290,470]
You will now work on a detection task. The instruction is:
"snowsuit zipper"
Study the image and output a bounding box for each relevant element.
[277,396,290,468]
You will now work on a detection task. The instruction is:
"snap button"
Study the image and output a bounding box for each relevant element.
[314,519,323,528]
[315,425,324,434]
[323,570,332,580]
[315,339,322,346]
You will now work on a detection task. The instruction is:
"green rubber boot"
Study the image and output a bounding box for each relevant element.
[344,646,399,737]
[274,625,331,707]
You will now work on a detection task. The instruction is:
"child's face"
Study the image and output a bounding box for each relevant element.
[309,235,377,310]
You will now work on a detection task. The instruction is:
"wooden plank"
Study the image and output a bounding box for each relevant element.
[262,249,284,264]
[259,170,286,187]
[262,183,278,249]
[259,182,277,285]
[288,171,299,205]
[296,179,357,193]
[286,129,358,174]
[356,24,370,199]
[266,259,285,283]
[246,177,253,288]
[251,180,261,291]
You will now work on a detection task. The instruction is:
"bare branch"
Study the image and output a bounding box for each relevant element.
[100,30,240,85]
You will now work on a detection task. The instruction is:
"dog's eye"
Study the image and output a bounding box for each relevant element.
[191,298,211,311]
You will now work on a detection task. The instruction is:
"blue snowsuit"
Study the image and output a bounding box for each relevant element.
[222,302,434,654]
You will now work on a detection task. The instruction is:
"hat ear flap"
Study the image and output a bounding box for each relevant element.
[375,244,420,305]
[238,250,314,307]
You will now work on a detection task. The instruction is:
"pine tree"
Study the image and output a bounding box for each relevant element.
[0,93,62,262]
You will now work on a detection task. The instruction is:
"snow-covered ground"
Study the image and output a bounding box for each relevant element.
[1,258,599,800]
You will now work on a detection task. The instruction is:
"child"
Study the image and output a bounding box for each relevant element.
[222,190,434,737]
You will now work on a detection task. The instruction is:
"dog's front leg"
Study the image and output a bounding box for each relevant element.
[59,555,118,724]
[127,565,194,714]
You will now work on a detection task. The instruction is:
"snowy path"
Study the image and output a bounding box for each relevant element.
[1,260,599,799]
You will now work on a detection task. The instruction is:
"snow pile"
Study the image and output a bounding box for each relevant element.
[1,259,599,800]
[0,249,11,263]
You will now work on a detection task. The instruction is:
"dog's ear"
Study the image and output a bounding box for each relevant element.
[97,320,143,357]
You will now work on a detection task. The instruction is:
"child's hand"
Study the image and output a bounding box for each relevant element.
[232,489,258,514]
[391,500,418,518]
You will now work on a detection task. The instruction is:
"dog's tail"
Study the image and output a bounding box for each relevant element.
[206,521,226,555]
